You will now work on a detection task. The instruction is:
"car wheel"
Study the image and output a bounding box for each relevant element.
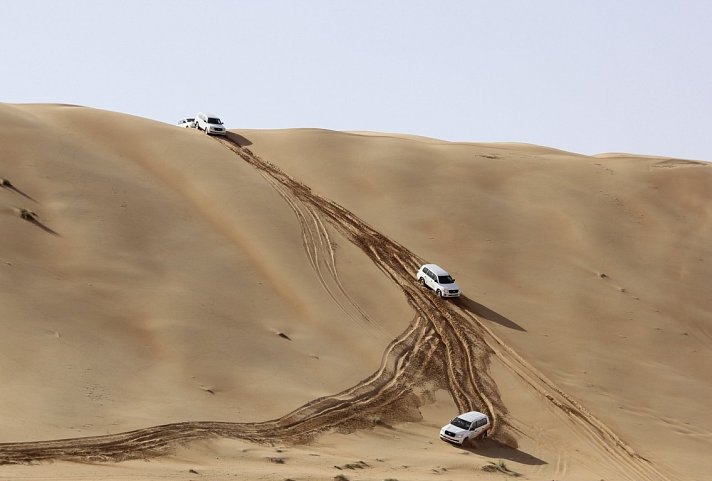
[419,277,425,286]
[436,289,442,297]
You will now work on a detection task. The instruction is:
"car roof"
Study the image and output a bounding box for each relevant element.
[199,112,221,118]
[455,411,488,422]
[422,263,450,276]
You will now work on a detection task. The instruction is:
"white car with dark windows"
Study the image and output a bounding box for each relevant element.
[177,118,195,128]
[439,411,491,445]
[195,112,226,136]
[416,263,460,298]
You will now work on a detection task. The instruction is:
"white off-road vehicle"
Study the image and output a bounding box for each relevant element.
[195,112,226,135]
[416,263,461,298]
[439,411,491,445]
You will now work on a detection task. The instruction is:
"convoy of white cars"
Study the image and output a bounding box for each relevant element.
[177,113,226,135]
[415,265,490,445]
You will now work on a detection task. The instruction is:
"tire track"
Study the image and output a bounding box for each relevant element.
[217,138,671,481]
[0,314,438,464]
[454,303,672,481]
[258,167,375,328]
[0,135,505,464]
[215,138,525,438]
[0,135,674,481]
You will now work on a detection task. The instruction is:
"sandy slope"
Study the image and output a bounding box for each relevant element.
[238,128,712,480]
[1,105,710,480]
[0,104,411,436]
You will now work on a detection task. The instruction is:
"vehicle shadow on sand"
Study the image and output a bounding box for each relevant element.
[26,216,61,236]
[1,181,37,203]
[225,131,253,147]
[446,438,547,466]
[456,295,527,332]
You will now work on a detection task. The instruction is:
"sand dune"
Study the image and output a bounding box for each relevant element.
[1,104,710,480]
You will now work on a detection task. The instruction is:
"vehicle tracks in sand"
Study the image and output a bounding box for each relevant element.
[256,163,376,329]
[0,135,675,480]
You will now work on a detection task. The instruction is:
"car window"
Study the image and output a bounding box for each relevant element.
[438,275,454,284]
[450,417,470,429]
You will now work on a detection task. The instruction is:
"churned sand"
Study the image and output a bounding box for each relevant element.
[1,104,710,480]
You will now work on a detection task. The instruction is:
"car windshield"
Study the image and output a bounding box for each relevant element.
[208,117,222,124]
[438,275,454,284]
[450,417,470,429]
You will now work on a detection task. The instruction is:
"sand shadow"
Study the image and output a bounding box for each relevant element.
[1,180,37,203]
[225,132,253,146]
[456,295,526,332]
[449,438,547,466]
[27,217,61,236]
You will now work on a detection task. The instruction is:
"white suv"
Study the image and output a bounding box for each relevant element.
[416,263,460,298]
[195,112,226,135]
[439,411,491,445]
[177,118,195,128]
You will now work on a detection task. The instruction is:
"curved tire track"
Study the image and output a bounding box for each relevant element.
[258,166,375,328]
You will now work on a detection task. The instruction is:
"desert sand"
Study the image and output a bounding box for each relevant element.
[1,103,710,480]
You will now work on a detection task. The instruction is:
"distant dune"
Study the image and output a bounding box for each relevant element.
[1,104,710,481]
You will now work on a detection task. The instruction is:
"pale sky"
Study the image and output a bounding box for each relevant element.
[3,1,711,160]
